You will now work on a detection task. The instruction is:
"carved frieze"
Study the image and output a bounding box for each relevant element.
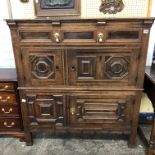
[100,0,124,14]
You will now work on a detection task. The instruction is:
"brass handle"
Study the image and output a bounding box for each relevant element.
[70,107,76,115]
[0,85,9,90]
[21,99,26,103]
[3,122,15,128]
[54,32,60,43]
[2,108,13,114]
[98,32,104,43]
[0,96,10,102]
[4,85,9,89]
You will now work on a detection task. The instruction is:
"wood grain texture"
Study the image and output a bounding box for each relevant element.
[0,69,27,144]
[7,18,154,146]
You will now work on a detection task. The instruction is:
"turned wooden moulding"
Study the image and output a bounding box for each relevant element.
[100,0,125,14]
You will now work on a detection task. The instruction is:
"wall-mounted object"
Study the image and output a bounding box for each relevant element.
[100,0,124,14]
[20,0,29,2]
[34,0,81,17]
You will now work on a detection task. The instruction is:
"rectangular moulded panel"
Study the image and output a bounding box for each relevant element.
[23,93,65,131]
[20,32,51,40]
[69,93,135,130]
[64,32,94,40]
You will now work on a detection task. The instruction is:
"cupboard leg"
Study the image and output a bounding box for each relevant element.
[21,132,33,146]
[128,127,137,148]
[25,133,33,146]
[128,94,142,148]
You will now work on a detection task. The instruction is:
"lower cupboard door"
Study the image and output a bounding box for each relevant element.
[24,94,65,130]
[69,95,134,130]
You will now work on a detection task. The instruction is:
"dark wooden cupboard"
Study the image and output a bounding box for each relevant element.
[7,18,154,146]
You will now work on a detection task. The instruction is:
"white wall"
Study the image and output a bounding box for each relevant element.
[146,0,155,66]
[0,0,15,68]
[0,0,154,68]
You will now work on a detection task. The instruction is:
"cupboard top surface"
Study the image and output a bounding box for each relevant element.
[0,69,17,82]
[6,17,155,24]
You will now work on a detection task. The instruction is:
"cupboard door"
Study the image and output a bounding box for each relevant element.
[21,47,64,86]
[69,94,134,130]
[67,47,139,86]
[23,93,64,130]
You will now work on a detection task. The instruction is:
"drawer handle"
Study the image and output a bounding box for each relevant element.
[70,107,76,115]
[3,122,15,128]
[21,99,26,103]
[0,96,10,102]
[54,32,60,43]
[98,32,104,43]
[0,85,9,90]
[2,108,13,114]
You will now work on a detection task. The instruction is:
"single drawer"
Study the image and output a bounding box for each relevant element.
[0,118,21,130]
[0,83,15,91]
[0,93,17,104]
[0,105,19,116]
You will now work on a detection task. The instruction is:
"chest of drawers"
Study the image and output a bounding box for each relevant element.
[7,18,154,146]
[0,69,32,145]
[0,69,21,131]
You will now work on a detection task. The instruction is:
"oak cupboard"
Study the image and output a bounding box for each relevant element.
[7,18,154,146]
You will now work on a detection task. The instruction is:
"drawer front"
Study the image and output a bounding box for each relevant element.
[67,47,139,86]
[0,83,15,91]
[69,94,134,130]
[18,22,143,45]
[22,93,65,130]
[0,93,17,104]
[104,28,142,43]
[0,118,21,130]
[0,105,19,116]
[21,47,64,86]
[61,23,97,43]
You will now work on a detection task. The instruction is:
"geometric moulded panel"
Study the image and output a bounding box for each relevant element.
[30,55,55,79]
[104,56,130,80]
[77,56,96,80]
[27,94,64,127]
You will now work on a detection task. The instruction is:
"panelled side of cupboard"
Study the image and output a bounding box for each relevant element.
[7,18,154,146]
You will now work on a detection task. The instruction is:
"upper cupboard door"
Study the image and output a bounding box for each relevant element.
[21,47,64,86]
[67,47,140,86]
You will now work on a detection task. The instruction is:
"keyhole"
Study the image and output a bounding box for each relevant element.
[56,65,60,70]
[71,66,76,71]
